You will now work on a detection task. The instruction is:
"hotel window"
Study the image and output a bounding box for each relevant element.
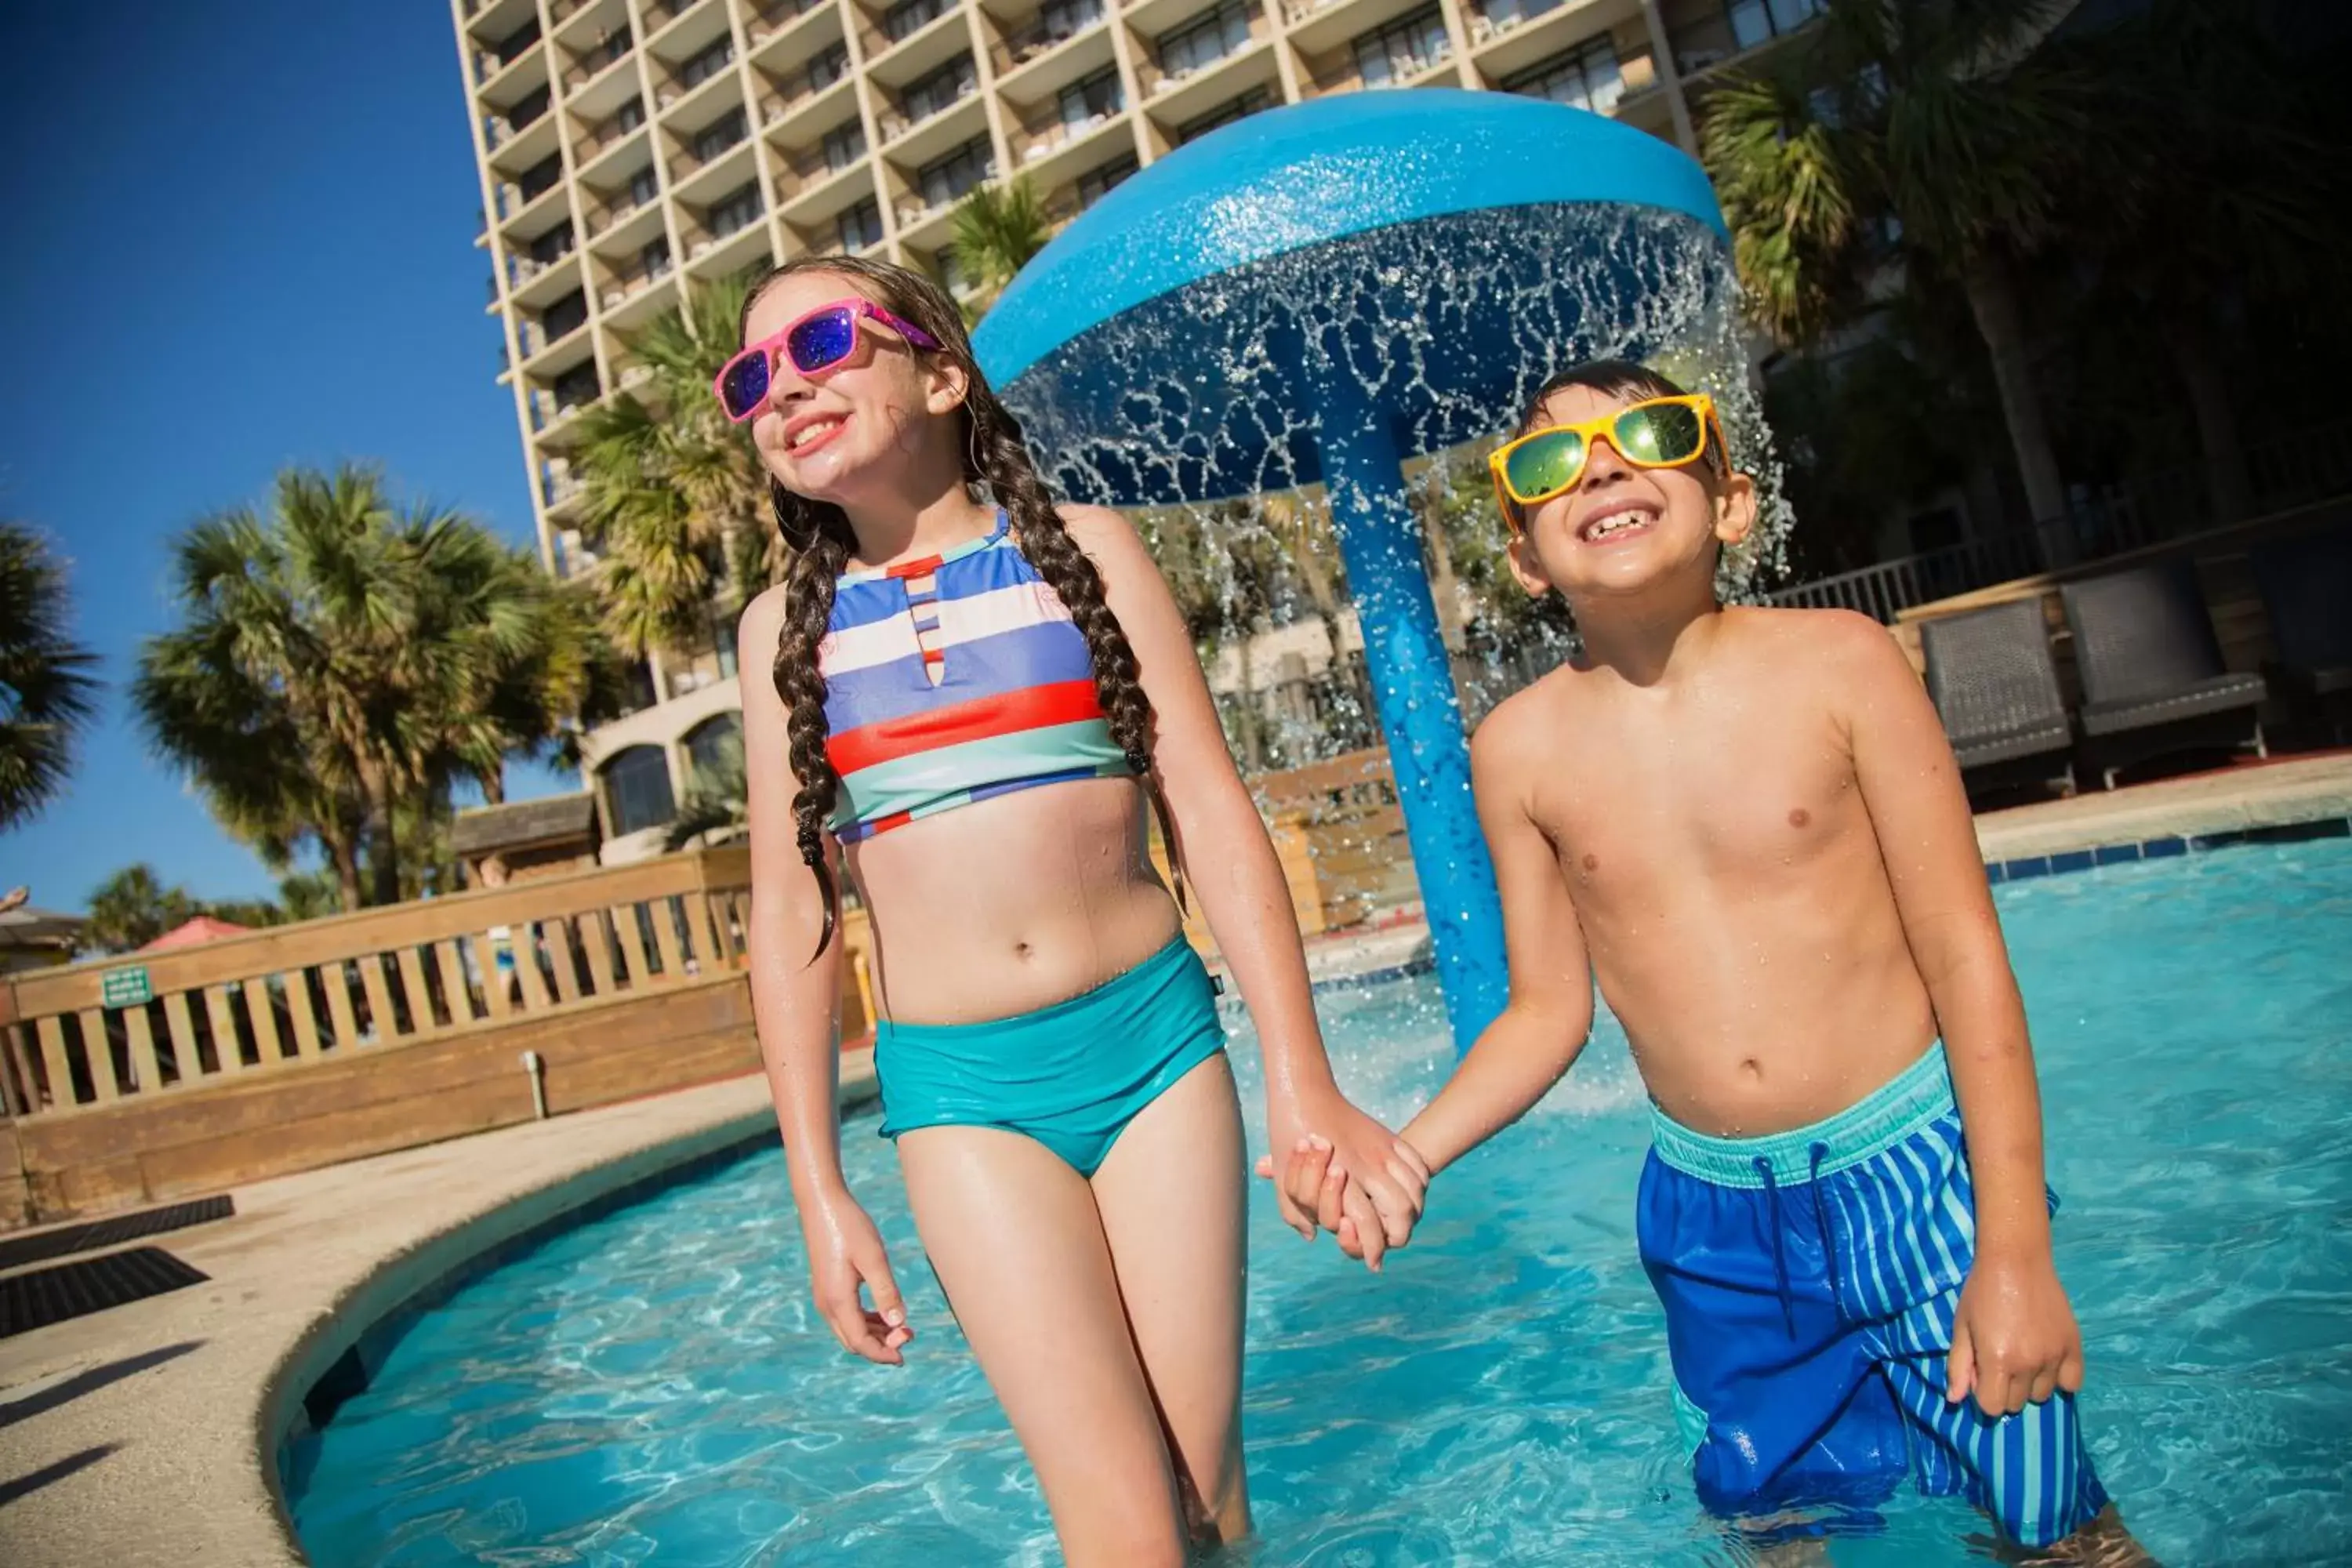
[837,197,884,251]
[678,35,735,90]
[1058,66,1123,128]
[810,41,851,89]
[885,0,950,42]
[691,107,749,162]
[822,120,868,173]
[709,180,764,237]
[1352,5,1450,88]
[902,55,977,121]
[529,222,576,264]
[1159,0,1252,78]
[918,137,996,209]
[1726,0,1820,51]
[604,747,677,835]
[1504,35,1623,114]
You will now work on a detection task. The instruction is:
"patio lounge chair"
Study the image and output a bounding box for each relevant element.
[1920,598,2076,800]
[2249,528,2352,741]
[2060,561,2268,788]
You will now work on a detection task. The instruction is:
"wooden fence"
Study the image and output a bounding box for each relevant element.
[0,850,886,1227]
[1251,750,1417,929]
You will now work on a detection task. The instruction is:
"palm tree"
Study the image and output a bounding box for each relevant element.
[575,273,775,660]
[0,522,100,832]
[136,465,614,911]
[1700,0,2122,527]
[83,865,201,954]
[949,176,1053,320]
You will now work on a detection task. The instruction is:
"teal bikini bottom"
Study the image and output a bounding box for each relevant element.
[873,935,1227,1177]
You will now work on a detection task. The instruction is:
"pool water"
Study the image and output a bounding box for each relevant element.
[287,839,2352,1566]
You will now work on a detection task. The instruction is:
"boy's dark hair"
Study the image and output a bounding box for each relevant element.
[1513,358,1695,438]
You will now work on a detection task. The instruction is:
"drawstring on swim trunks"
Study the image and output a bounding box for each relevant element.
[1809,1142,1845,1319]
[1755,1145,1846,1339]
[1753,1156,1795,1338]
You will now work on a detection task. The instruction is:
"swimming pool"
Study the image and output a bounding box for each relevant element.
[285,837,2352,1565]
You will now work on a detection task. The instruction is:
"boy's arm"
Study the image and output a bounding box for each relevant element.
[1399,710,1597,1174]
[1838,615,2082,1417]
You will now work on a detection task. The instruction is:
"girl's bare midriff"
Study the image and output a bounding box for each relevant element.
[848,774,1181,1026]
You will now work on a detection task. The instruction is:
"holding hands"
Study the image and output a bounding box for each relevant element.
[1256,1093,1432,1271]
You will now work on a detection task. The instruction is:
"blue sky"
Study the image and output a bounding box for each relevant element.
[0,1,572,913]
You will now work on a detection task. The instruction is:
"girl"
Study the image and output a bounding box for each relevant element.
[726,256,1428,1565]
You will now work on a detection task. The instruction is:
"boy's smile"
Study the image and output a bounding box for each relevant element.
[1574,494,1661,545]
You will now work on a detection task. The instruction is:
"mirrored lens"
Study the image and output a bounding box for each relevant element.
[786,307,858,373]
[1504,430,1587,502]
[1615,401,1704,466]
[720,352,769,419]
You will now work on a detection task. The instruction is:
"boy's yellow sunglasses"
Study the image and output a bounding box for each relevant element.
[1488,394,1724,526]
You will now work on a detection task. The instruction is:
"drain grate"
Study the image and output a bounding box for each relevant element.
[0,1195,234,1273]
[0,1248,210,1338]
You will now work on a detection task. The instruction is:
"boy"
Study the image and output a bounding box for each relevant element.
[1280,362,2135,1554]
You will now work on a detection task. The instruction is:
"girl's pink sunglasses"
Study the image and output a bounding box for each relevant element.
[713,298,942,423]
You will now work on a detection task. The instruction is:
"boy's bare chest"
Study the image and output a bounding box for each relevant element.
[1527,695,1860,891]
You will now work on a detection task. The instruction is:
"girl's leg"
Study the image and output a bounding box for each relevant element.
[898,1126,1190,1568]
[1090,1054,1252,1547]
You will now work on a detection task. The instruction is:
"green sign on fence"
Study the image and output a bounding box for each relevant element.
[100,967,152,1009]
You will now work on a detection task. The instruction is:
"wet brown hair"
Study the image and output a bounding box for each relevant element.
[744,256,1164,958]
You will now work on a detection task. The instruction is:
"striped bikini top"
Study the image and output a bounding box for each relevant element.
[818,515,1134,844]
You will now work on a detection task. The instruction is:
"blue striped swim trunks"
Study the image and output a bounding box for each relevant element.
[1636,1044,2111,1548]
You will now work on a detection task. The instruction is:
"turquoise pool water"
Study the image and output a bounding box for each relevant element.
[287,838,2352,1565]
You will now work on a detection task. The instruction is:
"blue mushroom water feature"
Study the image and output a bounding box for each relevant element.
[974,90,1780,1053]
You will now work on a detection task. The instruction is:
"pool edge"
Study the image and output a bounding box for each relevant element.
[246,1061,879,1566]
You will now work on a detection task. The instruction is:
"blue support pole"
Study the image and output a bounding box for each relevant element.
[1310,366,1508,1054]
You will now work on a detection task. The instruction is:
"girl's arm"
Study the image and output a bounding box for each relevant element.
[1067,507,1428,1265]
[1836,612,2081,1417]
[739,588,911,1365]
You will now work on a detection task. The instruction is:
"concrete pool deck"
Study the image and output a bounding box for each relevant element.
[0,753,2344,1566]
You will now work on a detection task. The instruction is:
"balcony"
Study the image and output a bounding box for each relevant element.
[858,0,969,82]
[988,0,1105,78]
[1670,0,1821,82]
[748,0,833,45]
[1134,16,1274,110]
[876,64,980,145]
[644,0,715,34]
[757,52,855,131]
[562,27,636,97]
[775,140,869,203]
[575,103,649,169]
[600,263,681,331]
[543,463,586,511]
[583,183,661,240]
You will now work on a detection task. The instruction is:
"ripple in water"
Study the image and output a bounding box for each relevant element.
[289,840,2352,1565]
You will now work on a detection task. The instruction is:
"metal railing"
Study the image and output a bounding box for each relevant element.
[1766,421,2352,622]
